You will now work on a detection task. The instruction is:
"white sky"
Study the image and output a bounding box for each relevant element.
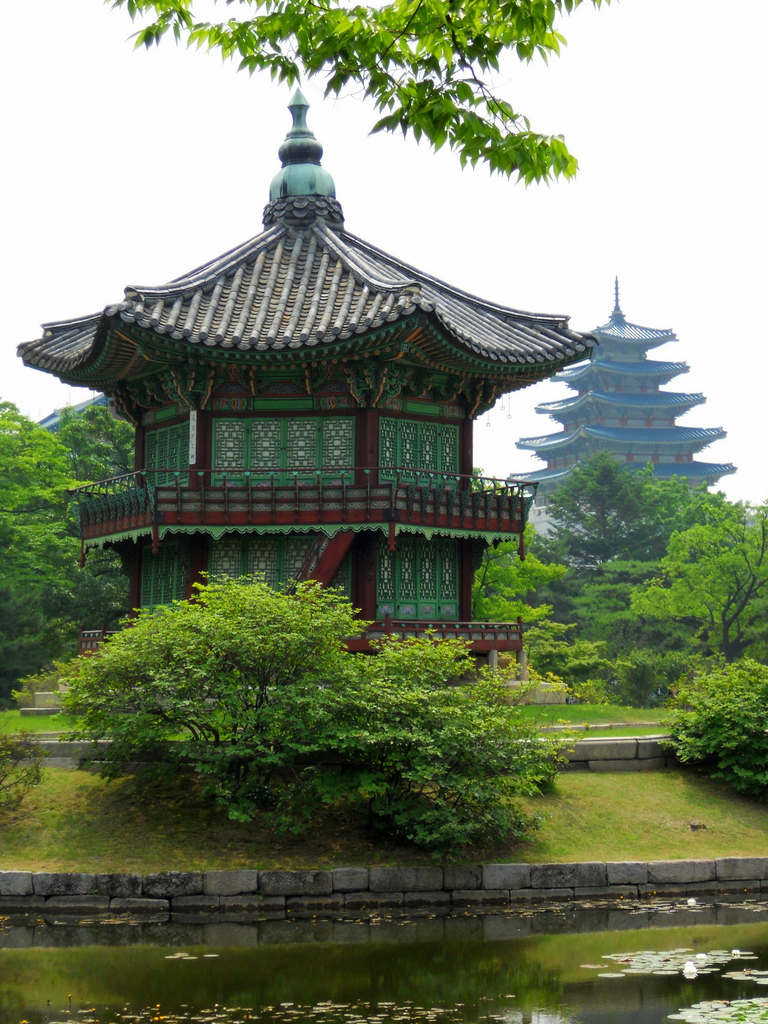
[2,0,766,502]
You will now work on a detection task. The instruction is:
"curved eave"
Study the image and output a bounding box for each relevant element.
[509,466,571,485]
[592,313,676,347]
[554,358,689,385]
[18,313,105,380]
[517,424,727,455]
[646,461,737,481]
[537,390,705,416]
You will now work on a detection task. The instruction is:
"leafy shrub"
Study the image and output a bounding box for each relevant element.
[568,679,611,705]
[65,577,559,851]
[0,733,46,811]
[277,640,561,850]
[666,658,768,795]
[12,660,77,708]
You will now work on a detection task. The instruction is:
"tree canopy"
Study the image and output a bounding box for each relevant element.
[0,401,131,702]
[110,0,608,183]
[632,501,768,663]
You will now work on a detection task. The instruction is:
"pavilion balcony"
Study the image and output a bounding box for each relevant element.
[69,468,535,543]
[79,618,523,657]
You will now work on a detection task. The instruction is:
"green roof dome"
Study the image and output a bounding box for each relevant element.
[269,89,336,201]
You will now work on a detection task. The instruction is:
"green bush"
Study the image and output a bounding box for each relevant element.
[12,660,78,708]
[666,658,768,796]
[278,642,560,850]
[0,733,46,811]
[65,577,559,851]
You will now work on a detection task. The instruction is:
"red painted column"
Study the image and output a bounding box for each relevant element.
[186,534,209,599]
[353,407,380,619]
[459,538,474,621]
[128,541,142,614]
[459,414,473,477]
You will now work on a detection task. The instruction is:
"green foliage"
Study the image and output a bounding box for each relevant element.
[667,659,768,796]
[525,621,612,685]
[567,677,610,705]
[56,404,134,482]
[65,577,558,851]
[632,501,768,662]
[0,401,131,700]
[281,645,559,849]
[544,453,704,569]
[0,733,46,812]
[472,529,566,621]
[109,0,609,183]
[12,661,80,709]
[525,456,761,682]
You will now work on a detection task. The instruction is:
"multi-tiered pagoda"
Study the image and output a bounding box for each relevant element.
[517,282,735,526]
[19,92,592,657]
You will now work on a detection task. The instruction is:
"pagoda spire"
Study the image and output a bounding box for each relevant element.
[611,276,625,323]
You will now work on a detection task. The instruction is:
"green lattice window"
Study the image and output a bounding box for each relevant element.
[209,533,316,588]
[140,544,185,608]
[213,417,354,483]
[379,418,459,480]
[145,422,190,485]
[376,534,459,619]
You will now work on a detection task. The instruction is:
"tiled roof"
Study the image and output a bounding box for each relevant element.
[512,460,736,484]
[592,309,676,347]
[19,195,591,378]
[554,358,689,384]
[517,424,726,453]
[649,461,736,480]
[537,390,705,415]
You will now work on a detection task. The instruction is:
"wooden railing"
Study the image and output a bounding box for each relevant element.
[69,468,536,541]
[350,618,524,653]
[79,620,523,656]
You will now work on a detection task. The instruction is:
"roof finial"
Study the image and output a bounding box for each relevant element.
[269,88,336,201]
[610,276,625,322]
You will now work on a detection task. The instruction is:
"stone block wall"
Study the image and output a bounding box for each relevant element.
[1,857,766,920]
[560,735,676,772]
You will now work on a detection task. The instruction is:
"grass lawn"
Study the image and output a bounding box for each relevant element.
[517,704,666,728]
[1,765,767,873]
[0,710,79,735]
[519,769,768,863]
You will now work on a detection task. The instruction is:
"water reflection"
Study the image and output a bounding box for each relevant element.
[2,901,768,1024]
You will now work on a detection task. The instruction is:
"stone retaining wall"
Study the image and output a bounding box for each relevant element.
[561,735,676,772]
[1,858,765,919]
[37,737,678,773]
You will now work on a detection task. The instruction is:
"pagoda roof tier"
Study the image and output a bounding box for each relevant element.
[517,424,726,455]
[537,389,705,417]
[513,459,736,486]
[592,310,676,350]
[646,461,736,481]
[553,358,689,387]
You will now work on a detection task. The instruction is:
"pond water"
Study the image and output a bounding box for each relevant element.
[4,900,768,1024]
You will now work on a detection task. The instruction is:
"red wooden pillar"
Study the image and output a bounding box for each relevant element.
[354,531,378,621]
[459,414,473,477]
[355,407,379,483]
[134,420,146,470]
[354,407,380,619]
[186,534,210,599]
[128,541,142,615]
[459,538,474,621]
[195,409,213,486]
[129,416,147,615]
